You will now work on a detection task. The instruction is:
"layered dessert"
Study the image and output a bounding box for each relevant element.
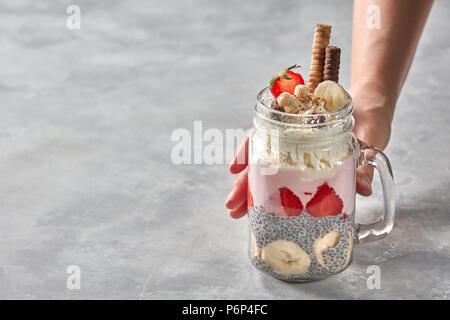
[248,24,356,281]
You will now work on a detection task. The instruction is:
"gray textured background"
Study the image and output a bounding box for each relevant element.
[0,0,449,299]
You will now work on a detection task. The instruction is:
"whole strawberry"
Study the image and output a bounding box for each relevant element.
[270,65,305,98]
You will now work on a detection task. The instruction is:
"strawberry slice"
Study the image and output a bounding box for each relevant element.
[306,183,344,218]
[270,65,305,98]
[279,187,303,216]
[247,184,254,208]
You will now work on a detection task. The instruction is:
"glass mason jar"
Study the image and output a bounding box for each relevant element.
[247,88,395,282]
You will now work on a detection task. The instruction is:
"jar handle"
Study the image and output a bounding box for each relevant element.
[356,139,395,244]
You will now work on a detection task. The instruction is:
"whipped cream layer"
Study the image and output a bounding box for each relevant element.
[252,124,353,180]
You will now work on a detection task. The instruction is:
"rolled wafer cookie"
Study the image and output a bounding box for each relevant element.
[308,24,332,92]
[323,46,341,82]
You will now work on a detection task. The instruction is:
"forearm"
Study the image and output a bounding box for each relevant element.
[350,0,433,121]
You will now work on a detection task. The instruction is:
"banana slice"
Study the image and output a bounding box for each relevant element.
[313,80,347,111]
[261,240,311,274]
[250,231,262,257]
[313,230,341,270]
[313,230,353,271]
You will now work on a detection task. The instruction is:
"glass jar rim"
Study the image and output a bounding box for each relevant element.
[255,87,354,128]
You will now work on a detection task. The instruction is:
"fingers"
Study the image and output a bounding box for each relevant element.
[229,132,251,174]
[226,169,249,219]
[229,200,248,219]
[352,106,392,197]
[225,168,248,210]
[226,130,253,219]
[356,165,374,196]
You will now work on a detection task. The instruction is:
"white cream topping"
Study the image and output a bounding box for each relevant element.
[252,124,352,180]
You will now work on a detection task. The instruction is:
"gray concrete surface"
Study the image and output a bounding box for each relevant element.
[0,0,449,299]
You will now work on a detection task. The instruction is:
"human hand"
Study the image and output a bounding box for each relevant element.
[351,90,394,197]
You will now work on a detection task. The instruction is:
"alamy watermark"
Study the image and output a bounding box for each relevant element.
[171,121,247,165]
[170,121,281,175]
[366,4,381,30]
[66,265,81,290]
[66,5,81,30]
[366,265,381,289]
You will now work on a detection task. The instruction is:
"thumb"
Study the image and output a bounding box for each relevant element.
[352,109,391,197]
[356,164,374,196]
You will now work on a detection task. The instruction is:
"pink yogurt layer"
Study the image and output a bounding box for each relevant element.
[248,155,356,217]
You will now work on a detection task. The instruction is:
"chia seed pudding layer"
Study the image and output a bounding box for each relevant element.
[248,206,355,282]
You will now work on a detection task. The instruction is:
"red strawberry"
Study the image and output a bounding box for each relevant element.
[270,65,305,98]
[247,184,254,208]
[306,183,343,218]
[279,187,303,216]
